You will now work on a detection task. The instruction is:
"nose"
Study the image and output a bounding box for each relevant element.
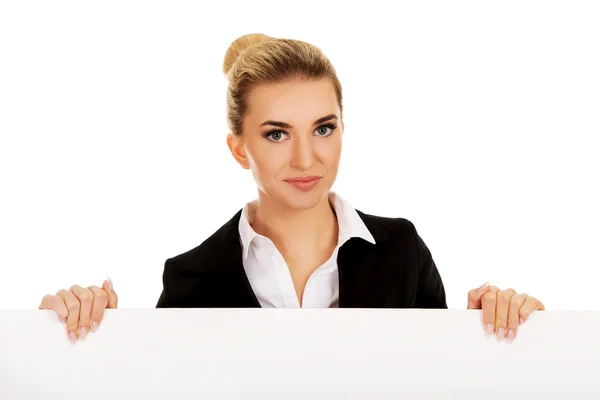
[290,135,316,171]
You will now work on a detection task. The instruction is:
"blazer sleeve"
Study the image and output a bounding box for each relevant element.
[155,258,172,308]
[410,223,448,309]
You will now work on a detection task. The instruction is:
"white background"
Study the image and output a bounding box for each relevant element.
[1,1,598,310]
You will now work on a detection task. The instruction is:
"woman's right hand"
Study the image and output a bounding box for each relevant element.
[38,277,118,344]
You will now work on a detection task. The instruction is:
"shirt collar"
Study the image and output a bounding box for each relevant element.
[329,192,376,246]
[238,199,260,260]
[238,192,376,260]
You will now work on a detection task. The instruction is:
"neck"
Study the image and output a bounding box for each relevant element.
[251,192,338,256]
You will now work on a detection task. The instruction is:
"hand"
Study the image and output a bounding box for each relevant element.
[467,282,545,342]
[38,277,118,344]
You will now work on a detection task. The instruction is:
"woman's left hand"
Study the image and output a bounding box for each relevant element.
[467,282,545,342]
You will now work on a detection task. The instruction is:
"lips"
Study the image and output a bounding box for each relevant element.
[284,176,321,183]
[284,176,322,191]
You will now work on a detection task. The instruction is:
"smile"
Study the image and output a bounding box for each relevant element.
[284,176,322,191]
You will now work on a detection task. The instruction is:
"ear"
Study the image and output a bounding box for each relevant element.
[226,133,250,169]
[341,121,345,135]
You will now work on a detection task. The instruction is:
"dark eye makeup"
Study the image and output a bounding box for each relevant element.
[263,123,337,142]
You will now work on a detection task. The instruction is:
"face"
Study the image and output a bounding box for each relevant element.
[227,78,344,211]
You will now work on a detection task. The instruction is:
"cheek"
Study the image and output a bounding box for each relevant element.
[319,137,342,170]
[246,144,288,184]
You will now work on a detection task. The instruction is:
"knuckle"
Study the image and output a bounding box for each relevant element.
[66,300,80,313]
[78,290,94,304]
[501,290,514,302]
[481,292,495,303]
[69,284,81,292]
[94,290,108,303]
[39,294,53,306]
[510,294,526,307]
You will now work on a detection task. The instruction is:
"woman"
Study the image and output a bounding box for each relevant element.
[39,33,545,345]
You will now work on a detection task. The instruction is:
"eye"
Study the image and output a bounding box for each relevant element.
[263,123,337,142]
[315,123,337,137]
[264,131,288,142]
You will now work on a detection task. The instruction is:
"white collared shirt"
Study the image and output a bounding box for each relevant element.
[238,192,376,308]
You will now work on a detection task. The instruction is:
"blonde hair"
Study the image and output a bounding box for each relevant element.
[222,33,343,136]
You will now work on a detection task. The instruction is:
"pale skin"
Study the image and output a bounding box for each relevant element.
[39,77,544,343]
[226,78,343,306]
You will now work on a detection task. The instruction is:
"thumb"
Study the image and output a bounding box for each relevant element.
[467,281,491,309]
[102,277,119,308]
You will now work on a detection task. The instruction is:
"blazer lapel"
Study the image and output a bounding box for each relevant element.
[337,210,391,308]
[194,208,396,308]
[196,210,261,308]
[218,234,261,307]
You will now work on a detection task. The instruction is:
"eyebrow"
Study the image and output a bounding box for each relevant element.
[259,114,338,129]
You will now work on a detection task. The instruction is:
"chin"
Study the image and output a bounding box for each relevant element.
[279,183,330,211]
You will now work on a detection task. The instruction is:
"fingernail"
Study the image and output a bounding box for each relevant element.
[497,327,505,339]
[486,323,494,335]
[520,317,525,325]
[107,276,113,291]
[479,281,491,290]
[91,321,99,333]
[507,329,515,342]
[69,331,77,344]
[60,318,66,323]
[79,327,88,340]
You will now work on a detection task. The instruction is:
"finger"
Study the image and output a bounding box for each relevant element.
[481,286,500,335]
[39,294,68,323]
[87,285,109,333]
[495,288,517,340]
[69,285,94,340]
[57,289,80,344]
[507,294,528,342]
[102,277,118,308]
[467,281,492,309]
[519,296,544,324]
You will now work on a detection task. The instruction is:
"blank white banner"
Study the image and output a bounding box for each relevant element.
[1,308,599,399]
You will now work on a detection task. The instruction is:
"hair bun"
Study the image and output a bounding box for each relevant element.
[222,33,273,77]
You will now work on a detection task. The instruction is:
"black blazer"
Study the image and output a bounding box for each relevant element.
[156,209,448,309]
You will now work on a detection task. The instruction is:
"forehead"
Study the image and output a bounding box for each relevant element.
[245,78,338,125]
